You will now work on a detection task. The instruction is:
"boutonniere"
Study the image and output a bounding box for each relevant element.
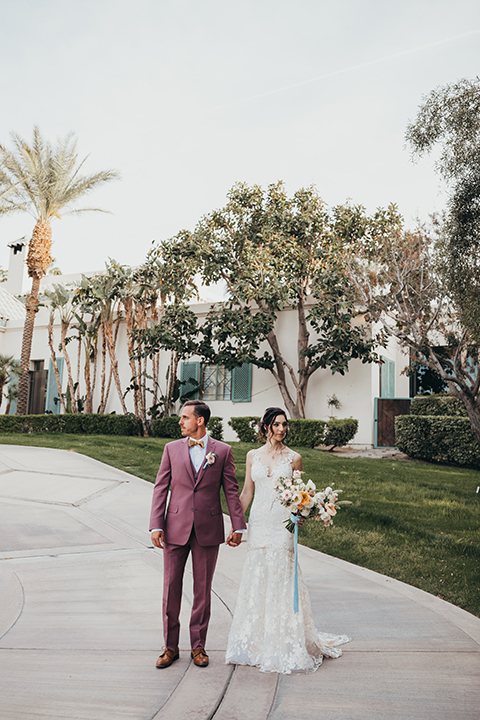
[203,451,218,469]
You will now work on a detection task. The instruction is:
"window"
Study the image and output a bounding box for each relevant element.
[179,362,252,402]
[380,356,395,398]
[202,365,232,401]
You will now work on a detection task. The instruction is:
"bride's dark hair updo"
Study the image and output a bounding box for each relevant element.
[258,407,288,442]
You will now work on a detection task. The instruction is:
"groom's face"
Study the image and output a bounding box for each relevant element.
[180,405,205,439]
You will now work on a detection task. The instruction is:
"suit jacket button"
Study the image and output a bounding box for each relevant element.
[191,508,194,511]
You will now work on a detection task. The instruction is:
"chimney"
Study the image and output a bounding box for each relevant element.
[5,238,27,296]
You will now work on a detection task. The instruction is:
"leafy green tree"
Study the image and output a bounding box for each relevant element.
[406,78,480,341]
[0,354,22,412]
[131,232,203,419]
[0,126,118,414]
[348,216,480,445]
[73,267,127,415]
[193,182,386,418]
[44,284,78,413]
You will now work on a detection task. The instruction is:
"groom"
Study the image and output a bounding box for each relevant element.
[150,399,246,668]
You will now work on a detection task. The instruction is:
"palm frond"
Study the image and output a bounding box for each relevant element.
[0,127,119,222]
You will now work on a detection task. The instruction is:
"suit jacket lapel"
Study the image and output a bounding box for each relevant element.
[194,438,217,487]
[182,438,196,485]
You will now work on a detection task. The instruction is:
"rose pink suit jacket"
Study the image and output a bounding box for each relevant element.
[149,437,246,545]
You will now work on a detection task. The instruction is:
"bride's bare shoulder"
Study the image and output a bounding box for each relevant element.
[284,447,302,464]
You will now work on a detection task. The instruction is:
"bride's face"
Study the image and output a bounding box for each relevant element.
[269,415,287,442]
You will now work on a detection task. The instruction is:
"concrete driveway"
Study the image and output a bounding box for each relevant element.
[0,444,479,720]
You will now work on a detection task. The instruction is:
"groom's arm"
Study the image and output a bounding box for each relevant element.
[149,445,172,547]
[222,446,246,546]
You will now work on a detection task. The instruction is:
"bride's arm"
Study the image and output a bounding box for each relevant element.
[239,451,255,513]
[291,451,302,473]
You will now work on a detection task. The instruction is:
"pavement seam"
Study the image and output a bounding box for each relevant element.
[0,571,25,642]
[206,664,236,720]
[266,674,280,720]
[147,657,192,720]
[1,647,478,654]
[0,546,152,563]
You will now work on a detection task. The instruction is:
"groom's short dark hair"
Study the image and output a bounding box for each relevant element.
[183,400,211,425]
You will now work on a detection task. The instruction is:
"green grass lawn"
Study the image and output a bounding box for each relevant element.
[1,433,479,618]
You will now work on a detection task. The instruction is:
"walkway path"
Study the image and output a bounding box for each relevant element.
[0,444,479,719]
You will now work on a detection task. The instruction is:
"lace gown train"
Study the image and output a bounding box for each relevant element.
[225,451,350,674]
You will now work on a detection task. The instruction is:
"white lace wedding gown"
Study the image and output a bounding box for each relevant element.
[225,450,350,674]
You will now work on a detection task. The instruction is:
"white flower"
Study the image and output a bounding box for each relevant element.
[300,508,310,517]
[306,479,316,491]
[291,491,302,505]
[282,490,292,501]
[203,452,218,469]
[293,470,303,480]
[324,486,333,495]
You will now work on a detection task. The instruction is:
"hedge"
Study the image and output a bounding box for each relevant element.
[152,415,224,441]
[410,395,467,417]
[228,416,260,443]
[395,415,480,469]
[228,416,358,448]
[324,418,359,449]
[0,413,140,435]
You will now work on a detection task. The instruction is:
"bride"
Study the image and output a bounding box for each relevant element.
[225,407,350,674]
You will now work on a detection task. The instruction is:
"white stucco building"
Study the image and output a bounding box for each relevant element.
[0,242,411,446]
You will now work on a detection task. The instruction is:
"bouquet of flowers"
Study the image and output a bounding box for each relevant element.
[274,470,347,532]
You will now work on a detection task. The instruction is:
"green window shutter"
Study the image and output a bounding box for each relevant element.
[231,363,252,402]
[380,357,395,399]
[45,358,64,414]
[180,361,200,400]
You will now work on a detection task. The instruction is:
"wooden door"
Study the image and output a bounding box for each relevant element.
[375,398,411,448]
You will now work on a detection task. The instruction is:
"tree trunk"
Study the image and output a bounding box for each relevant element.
[61,322,77,413]
[47,317,66,414]
[104,322,128,415]
[447,384,480,445]
[265,326,307,418]
[99,328,109,414]
[17,275,41,415]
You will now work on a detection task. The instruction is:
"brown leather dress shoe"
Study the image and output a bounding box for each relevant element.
[156,647,179,668]
[191,648,209,667]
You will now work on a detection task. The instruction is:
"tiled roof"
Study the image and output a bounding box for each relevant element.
[0,284,26,321]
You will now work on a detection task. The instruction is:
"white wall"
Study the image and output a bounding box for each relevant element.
[0,298,410,447]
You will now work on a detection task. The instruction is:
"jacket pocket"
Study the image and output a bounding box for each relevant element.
[167,506,179,514]
[210,507,222,516]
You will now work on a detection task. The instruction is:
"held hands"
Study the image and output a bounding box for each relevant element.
[226,531,243,547]
[151,530,164,549]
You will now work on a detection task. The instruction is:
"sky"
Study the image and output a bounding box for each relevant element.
[0,0,479,279]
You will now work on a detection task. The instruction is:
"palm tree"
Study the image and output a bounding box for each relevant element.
[44,284,77,413]
[0,354,22,412]
[0,126,119,414]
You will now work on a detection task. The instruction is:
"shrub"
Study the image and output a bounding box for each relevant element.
[151,415,223,440]
[152,415,182,438]
[207,416,223,441]
[410,395,467,417]
[395,415,480,469]
[324,418,359,449]
[0,414,140,435]
[228,415,358,448]
[287,419,327,448]
[228,416,260,443]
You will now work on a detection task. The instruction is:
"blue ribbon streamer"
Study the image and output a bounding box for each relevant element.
[291,513,300,613]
